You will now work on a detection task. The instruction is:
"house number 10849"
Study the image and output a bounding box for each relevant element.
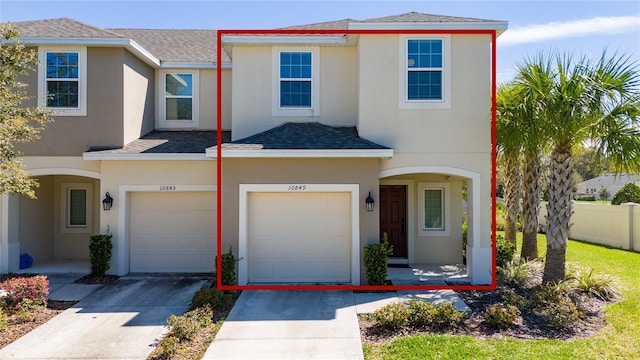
[288,185,307,191]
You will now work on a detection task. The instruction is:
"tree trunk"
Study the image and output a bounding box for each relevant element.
[503,154,521,247]
[543,145,573,283]
[521,153,541,261]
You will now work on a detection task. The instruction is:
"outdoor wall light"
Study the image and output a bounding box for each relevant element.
[102,192,113,211]
[366,191,375,212]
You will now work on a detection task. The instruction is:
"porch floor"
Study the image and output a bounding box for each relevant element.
[16,259,90,274]
[388,263,469,285]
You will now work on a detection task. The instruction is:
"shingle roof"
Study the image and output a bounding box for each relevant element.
[11,18,125,38]
[280,19,355,30]
[360,11,501,23]
[578,174,639,188]
[86,131,230,154]
[221,122,389,150]
[108,28,228,63]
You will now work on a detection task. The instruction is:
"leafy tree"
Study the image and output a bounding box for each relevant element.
[598,186,610,203]
[537,51,640,283]
[573,146,611,182]
[611,183,640,205]
[0,25,52,198]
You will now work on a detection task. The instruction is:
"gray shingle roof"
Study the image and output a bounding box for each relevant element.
[578,173,639,188]
[108,28,228,63]
[280,19,356,30]
[86,131,230,154]
[11,18,125,38]
[360,11,502,23]
[222,122,389,150]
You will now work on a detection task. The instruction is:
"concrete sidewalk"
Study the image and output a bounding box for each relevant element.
[203,291,364,360]
[1,275,208,360]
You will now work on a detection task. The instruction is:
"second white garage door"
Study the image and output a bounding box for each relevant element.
[129,192,216,273]
[247,192,351,283]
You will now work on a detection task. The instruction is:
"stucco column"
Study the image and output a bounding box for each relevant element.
[621,202,638,251]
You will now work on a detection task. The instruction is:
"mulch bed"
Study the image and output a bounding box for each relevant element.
[359,271,614,344]
[0,301,77,349]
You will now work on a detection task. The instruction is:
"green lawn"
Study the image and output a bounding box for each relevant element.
[363,233,640,359]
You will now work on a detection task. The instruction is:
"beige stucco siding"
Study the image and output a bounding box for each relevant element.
[18,176,55,263]
[199,69,232,130]
[221,158,379,284]
[230,45,358,140]
[20,47,126,155]
[357,34,492,155]
[123,50,155,145]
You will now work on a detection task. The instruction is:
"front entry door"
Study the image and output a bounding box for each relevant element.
[380,185,407,258]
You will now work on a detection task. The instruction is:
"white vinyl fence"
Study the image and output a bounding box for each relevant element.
[538,202,640,252]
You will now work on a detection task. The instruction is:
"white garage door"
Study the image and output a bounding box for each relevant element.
[248,192,351,283]
[130,192,216,273]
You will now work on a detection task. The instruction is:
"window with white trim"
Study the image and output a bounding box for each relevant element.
[158,70,200,128]
[399,36,451,109]
[38,47,87,116]
[418,182,450,236]
[272,47,320,116]
[61,183,93,233]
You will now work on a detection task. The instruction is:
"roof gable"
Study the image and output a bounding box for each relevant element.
[360,11,502,24]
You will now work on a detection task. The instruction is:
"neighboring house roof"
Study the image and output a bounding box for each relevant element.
[577,173,639,188]
[360,12,501,23]
[107,28,228,63]
[280,19,356,30]
[85,131,229,155]
[222,122,389,150]
[10,18,125,38]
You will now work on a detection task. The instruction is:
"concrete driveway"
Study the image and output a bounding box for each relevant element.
[203,290,364,360]
[1,274,208,359]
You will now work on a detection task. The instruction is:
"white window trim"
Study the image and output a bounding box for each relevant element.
[398,35,451,109]
[418,182,450,237]
[271,46,320,117]
[60,183,93,234]
[38,46,87,116]
[157,70,200,129]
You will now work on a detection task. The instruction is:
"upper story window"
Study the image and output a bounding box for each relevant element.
[158,70,200,128]
[399,36,451,109]
[38,47,87,116]
[407,39,442,100]
[272,46,320,117]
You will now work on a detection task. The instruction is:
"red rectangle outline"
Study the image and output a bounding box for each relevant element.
[217,29,498,291]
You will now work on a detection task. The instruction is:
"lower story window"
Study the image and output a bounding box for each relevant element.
[423,188,444,230]
[418,182,450,236]
[68,189,87,227]
[61,183,93,233]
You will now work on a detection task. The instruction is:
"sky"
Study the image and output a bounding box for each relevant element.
[0,0,638,84]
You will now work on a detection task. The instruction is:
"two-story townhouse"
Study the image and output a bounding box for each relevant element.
[0,13,507,285]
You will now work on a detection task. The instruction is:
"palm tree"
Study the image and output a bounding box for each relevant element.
[542,51,640,283]
[496,84,522,247]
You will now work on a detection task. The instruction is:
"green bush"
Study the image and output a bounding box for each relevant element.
[89,234,113,276]
[496,235,516,268]
[190,287,233,311]
[431,301,466,329]
[542,297,582,330]
[373,302,409,331]
[567,265,621,301]
[407,300,436,328]
[215,246,238,286]
[529,282,572,310]
[364,233,393,286]
[498,260,536,287]
[611,183,640,205]
[158,336,179,357]
[483,304,519,330]
[500,289,527,310]
[0,309,6,330]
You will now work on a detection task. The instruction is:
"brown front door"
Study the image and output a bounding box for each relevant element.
[380,185,407,258]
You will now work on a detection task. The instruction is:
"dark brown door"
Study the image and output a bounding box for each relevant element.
[380,185,407,258]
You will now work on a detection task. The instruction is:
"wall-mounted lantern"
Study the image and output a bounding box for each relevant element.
[102,192,113,211]
[366,191,375,212]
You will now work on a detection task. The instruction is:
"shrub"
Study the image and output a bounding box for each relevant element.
[611,183,640,205]
[529,282,572,310]
[364,233,393,286]
[498,260,535,287]
[89,234,113,276]
[373,302,409,331]
[407,300,436,328]
[483,304,519,330]
[215,246,238,286]
[158,336,179,357]
[0,275,49,309]
[567,266,621,301]
[431,301,466,329]
[500,289,527,310]
[0,309,6,330]
[190,287,232,311]
[167,306,215,341]
[542,297,582,330]
[496,235,516,268]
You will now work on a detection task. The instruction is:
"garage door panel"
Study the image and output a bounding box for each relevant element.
[247,192,351,283]
[130,192,216,273]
